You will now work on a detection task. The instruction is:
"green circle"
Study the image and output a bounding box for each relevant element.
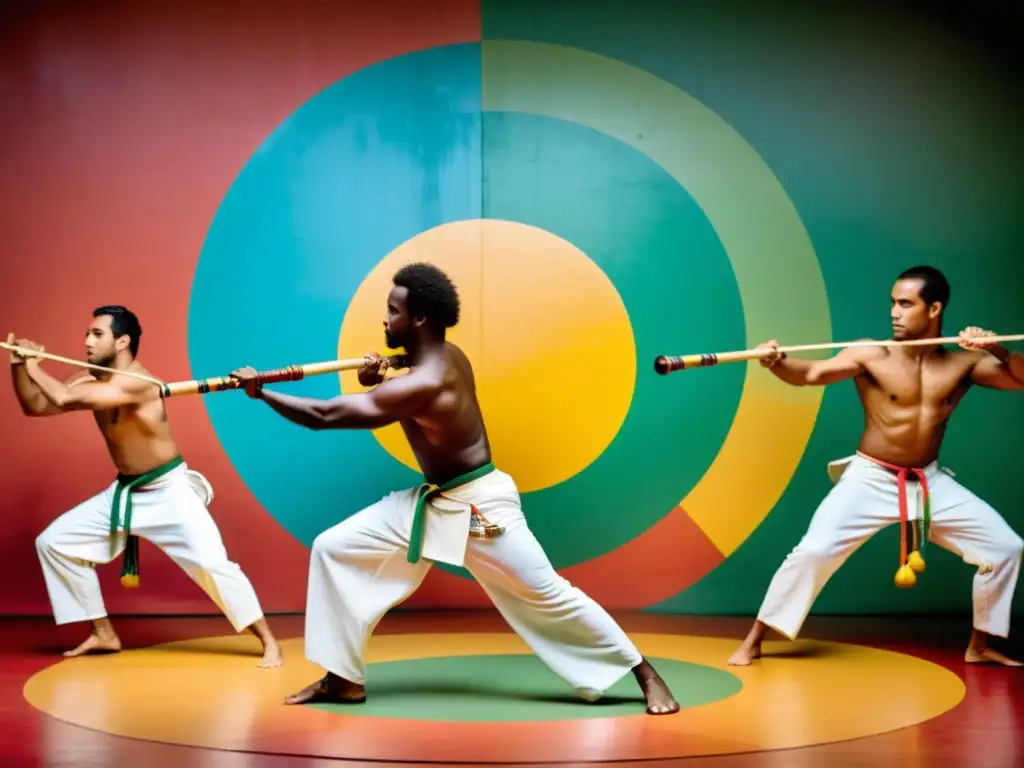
[308,654,742,722]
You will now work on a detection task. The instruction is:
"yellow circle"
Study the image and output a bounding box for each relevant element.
[337,219,636,492]
[23,632,965,761]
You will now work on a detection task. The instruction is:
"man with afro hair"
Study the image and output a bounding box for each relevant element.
[231,262,679,715]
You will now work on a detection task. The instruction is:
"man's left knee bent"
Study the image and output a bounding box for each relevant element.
[35,531,63,560]
[310,518,366,563]
[310,529,339,560]
[1002,534,1024,566]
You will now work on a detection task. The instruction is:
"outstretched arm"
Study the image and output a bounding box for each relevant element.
[759,340,870,387]
[233,366,437,430]
[24,360,153,410]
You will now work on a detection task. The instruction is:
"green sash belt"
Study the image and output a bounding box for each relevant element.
[110,455,184,587]
[407,461,496,564]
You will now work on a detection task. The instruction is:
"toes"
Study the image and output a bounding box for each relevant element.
[647,700,680,715]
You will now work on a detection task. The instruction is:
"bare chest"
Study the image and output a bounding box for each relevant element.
[861,356,971,408]
[93,406,133,439]
[93,400,166,440]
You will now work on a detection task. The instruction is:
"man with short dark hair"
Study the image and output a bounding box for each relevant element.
[727,266,1024,667]
[10,306,282,666]
[231,263,680,714]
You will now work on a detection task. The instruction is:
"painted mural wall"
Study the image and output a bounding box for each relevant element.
[1,0,1021,620]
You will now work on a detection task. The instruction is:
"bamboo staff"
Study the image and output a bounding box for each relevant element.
[159,355,406,398]
[2,339,164,386]
[3,337,405,397]
[654,334,1024,375]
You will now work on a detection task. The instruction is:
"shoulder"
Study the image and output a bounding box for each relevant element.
[443,342,477,383]
[445,341,470,364]
[846,339,888,361]
[444,342,475,373]
[118,368,161,398]
[67,372,97,387]
[379,364,443,397]
[946,346,983,360]
[946,347,986,367]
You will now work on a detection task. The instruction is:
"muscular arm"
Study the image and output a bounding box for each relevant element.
[971,347,1024,391]
[769,345,870,387]
[11,362,59,416]
[11,363,93,416]
[255,369,438,431]
[25,362,154,411]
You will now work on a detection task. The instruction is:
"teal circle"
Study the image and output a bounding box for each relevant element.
[307,654,742,722]
[187,40,746,570]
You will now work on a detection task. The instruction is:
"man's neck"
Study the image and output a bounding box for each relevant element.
[898,329,942,360]
[404,336,445,365]
[96,355,135,380]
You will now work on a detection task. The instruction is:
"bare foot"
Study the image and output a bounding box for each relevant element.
[63,632,122,658]
[632,659,680,715]
[965,647,1023,667]
[727,643,762,666]
[284,673,366,705]
[258,641,284,669]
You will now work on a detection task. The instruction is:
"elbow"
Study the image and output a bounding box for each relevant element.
[50,393,73,409]
[299,411,327,430]
[804,366,827,386]
[307,405,336,430]
[22,398,59,416]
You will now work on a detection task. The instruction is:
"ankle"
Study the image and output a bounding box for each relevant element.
[326,672,362,689]
[631,658,655,678]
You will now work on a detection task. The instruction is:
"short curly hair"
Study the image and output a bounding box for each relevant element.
[392,262,460,332]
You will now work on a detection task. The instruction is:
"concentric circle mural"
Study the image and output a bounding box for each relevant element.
[188,40,829,605]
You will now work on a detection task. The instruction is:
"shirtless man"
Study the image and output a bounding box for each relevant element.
[728,265,1024,667]
[11,306,282,666]
[230,262,679,714]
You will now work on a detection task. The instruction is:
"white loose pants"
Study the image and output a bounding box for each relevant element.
[758,454,1024,639]
[304,468,643,700]
[35,462,265,632]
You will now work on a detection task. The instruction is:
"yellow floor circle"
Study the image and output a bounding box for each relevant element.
[23,632,965,762]
[336,219,636,493]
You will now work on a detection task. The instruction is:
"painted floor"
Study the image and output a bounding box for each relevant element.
[3,611,1023,766]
